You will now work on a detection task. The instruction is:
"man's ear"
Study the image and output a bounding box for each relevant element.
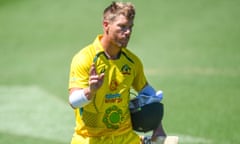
[103,21,108,27]
[103,21,110,34]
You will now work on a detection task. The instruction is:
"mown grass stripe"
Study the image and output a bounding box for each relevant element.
[0,85,74,143]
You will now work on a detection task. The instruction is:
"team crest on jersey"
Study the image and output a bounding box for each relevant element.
[121,64,131,75]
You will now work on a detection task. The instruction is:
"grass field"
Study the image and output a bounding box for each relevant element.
[1,0,240,143]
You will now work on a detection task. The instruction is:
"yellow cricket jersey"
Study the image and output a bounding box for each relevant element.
[69,35,147,137]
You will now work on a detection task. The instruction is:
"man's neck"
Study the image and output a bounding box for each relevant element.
[100,35,121,59]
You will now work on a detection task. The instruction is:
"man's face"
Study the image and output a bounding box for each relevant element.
[106,15,134,48]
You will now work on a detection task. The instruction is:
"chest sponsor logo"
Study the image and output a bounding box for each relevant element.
[105,93,122,103]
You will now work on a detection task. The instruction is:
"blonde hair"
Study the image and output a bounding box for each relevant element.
[103,1,135,22]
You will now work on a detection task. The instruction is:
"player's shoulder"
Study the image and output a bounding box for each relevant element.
[122,48,142,64]
[73,44,96,61]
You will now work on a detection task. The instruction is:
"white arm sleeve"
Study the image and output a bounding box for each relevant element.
[69,89,90,108]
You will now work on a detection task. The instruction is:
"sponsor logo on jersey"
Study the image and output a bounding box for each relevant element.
[105,93,122,103]
[109,79,118,91]
[102,105,123,129]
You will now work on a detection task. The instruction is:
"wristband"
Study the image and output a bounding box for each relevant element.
[69,89,90,108]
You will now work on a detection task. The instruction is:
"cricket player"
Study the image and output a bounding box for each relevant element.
[68,2,167,144]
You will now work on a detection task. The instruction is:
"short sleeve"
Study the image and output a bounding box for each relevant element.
[132,57,147,92]
[68,49,92,89]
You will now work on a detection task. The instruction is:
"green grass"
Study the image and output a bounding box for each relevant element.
[1,0,240,143]
[0,86,73,143]
[0,132,65,144]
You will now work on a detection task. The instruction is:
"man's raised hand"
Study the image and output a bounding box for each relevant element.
[89,63,104,95]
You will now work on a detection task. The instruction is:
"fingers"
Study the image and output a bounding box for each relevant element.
[89,63,105,79]
[89,63,97,76]
[89,63,105,91]
[89,74,104,84]
[99,73,105,81]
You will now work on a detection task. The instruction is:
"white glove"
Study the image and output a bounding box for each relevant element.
[129,90,163,110]
[139,90,163,105]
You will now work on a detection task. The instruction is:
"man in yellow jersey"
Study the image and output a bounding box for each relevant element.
[68,1,166,144]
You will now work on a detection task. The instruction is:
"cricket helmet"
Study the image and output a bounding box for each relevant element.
[130,102,164,132]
